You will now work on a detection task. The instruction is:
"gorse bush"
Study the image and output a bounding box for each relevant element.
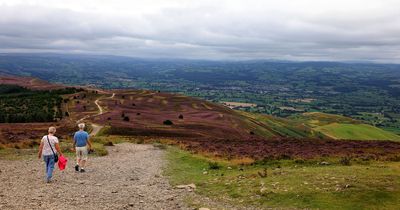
[340,156,352,166]
[163,120,173,125]
[208,162,221,170]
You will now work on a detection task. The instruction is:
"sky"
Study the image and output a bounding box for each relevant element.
[0,0,399,62]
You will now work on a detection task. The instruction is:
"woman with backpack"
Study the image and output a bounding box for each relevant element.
[38,126,63,183]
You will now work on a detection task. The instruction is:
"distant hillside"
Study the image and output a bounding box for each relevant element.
[1,75,399,141]
[0,75,65,90]
[1,53,400,134]
[1,76,400,162]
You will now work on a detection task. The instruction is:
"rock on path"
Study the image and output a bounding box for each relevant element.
[0,143,190,210]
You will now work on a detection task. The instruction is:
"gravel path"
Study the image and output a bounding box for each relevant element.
[0,143,191,210]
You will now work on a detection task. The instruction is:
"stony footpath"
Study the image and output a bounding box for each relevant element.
[0,143,191,210]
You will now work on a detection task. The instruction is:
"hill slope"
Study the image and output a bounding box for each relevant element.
[314,123,400,141]
[291,112,400,141]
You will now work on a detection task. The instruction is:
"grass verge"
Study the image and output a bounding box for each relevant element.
[165,147,400,210]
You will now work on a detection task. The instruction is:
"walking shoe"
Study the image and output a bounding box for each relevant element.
[75,165,80,172]
[80,169,86,173]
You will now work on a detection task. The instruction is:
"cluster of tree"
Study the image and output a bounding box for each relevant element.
[0,85,80,123]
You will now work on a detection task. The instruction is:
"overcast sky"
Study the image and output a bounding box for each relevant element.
[0,0,399,62]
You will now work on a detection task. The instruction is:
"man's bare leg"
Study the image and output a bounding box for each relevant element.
[80,160,86,168]
[75,157,81,171]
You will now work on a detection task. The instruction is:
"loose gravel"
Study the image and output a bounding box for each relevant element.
[0,143,190,210]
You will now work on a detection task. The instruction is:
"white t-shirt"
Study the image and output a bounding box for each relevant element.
[41,135,59,156]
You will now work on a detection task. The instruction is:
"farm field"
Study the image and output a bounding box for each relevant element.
[314,123,400,141]
[290,112,400,141]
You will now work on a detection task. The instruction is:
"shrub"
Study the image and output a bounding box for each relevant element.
[121,112,125,117]
[107,117,111,120]
[153,143,167,150]
[278,154,293,160]
[137,113,141,115]
[163,120,173,125]
[65,112,69,117]
[123,116,130,121]
[294,159,305,164]
[208,162,221,170]
[103,141,114,146]
[340,156,352,166]
[132,103,136,106]
[28,140,39,148]
[94,148,108,156]
[178,114,183,119]
[249,131,255,135]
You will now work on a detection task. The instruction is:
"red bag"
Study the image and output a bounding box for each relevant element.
[58,155,68,171]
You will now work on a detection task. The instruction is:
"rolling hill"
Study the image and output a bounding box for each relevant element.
[1,76,400,160]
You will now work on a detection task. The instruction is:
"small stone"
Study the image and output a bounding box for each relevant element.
[176,183,196,190]
[227,167,232,170]
[81,195,86,198]
[139,200,144,203]
[199,208,210,210]
[345,184,351,188]
[95,183,102,186]
[128,203,134,207]
[319,161,330,165]
[203,171,208,175]
[111,190,118,193]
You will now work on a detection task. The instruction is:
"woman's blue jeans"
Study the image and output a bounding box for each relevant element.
[43,155,55,181]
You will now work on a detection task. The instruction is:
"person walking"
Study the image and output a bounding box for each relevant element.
[73,123,92,173]
[38,126,63,183]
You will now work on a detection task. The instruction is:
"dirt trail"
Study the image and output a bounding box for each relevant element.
[77,92,115,136]
[0,143,190,210]
[94,93,115,116]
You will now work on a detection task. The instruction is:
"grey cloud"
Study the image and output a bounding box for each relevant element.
[0,1,400,62]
